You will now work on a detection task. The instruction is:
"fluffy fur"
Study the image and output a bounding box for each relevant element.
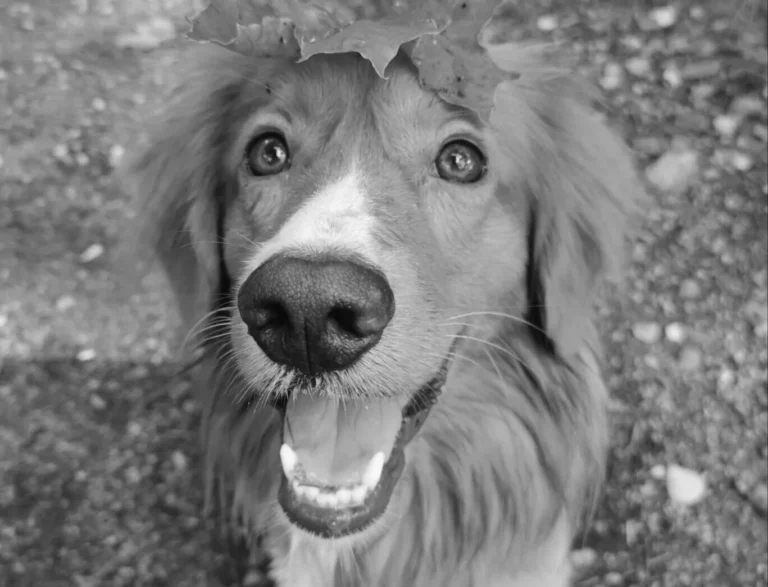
[123,40,644,587]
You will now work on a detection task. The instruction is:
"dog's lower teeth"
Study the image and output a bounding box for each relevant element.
[292,482,370,509]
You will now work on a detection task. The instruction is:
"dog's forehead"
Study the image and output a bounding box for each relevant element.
[270,54,449,129]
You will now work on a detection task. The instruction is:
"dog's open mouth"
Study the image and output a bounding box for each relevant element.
[276,369,447,538]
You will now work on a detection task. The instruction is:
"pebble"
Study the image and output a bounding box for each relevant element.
[679,346,703,371]
[679,279,701,299]
[92,97,107,111]
[667,464,707,506]
[713,114,741,138]
[171,450,188,471]
[625,56,651,77]
[55,295,77,311]
[109,144,125,167]
[605,572,624,585]
[570,547,597,568]
[662,63,682,88]
[52,143,69,160]
[731,94,765,116]
[536,14,558,32]
[90,394,107,410]
[76,348,96,361]
[645,148,699,195]
[731,152,753,171]
[632,321,662,344]
[127,421,143,437]
[681,60,720,80]
[80,243,104,263]
[649,5,678,28]
[600,62,624,90]
[664,322,686,343]
[650,464,667,480]
[125,466,142,484]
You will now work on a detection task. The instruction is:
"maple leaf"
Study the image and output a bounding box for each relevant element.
[298,13,450,78]
[187,0,528,121]
[406,0,521,121]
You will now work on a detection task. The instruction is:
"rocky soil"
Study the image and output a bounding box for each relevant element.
[0,0,766,585]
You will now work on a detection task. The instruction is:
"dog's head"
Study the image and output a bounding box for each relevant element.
[124,45,642,539]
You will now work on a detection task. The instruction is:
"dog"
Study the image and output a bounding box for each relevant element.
[123,38,643,587]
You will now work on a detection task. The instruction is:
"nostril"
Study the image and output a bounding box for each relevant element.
[328,303,391,339]
[328,307,361,337]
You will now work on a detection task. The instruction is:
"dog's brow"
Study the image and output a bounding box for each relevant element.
[437,100,484,130]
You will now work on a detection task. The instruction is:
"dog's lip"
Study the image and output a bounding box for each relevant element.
[276,365,450,538]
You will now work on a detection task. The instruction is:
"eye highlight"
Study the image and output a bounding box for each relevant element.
[435,139,486,184]
[245,132,290,176]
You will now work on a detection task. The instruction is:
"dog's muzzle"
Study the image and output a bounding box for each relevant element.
[238,255,395,376]
[237,255,452,538]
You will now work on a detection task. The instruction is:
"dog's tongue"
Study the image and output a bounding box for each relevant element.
[283,394,403,486]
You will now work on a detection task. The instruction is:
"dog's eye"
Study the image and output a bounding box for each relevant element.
[436,140,486,184]
[246,133,290,176]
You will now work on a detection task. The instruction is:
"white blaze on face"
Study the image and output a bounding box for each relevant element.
[240,168,379,281]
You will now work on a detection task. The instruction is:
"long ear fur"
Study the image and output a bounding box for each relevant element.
[490,45,647,357]
[119,46,263,338]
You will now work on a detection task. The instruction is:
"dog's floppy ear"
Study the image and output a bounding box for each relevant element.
[120,46,255,335]
[490,45,646,357]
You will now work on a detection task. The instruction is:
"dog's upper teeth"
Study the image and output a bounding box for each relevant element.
[280,443,298,478]
[363,451,385,490]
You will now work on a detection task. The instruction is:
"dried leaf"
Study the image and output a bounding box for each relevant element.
[298,14,449,78]
[407,0,517,120]
[187,0,533,121]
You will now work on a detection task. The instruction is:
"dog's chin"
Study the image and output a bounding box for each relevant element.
[274,367,448,539]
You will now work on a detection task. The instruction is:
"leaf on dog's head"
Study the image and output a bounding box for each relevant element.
[406,0,522,121]
[187,0,531,121]
[298,14,450,78]
[188,0,302,58]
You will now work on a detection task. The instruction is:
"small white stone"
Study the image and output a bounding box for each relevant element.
[76,348,96,361]
[662,63,682,88]
[664,322,686,343]
[90,394,107,410]
[56,295,77,311]
[127,421,142,437]
[601,62,624,90]
[79,243,104,263]
[108,144,125,167]
[570,547,597,568]
[646,148,699,195]
[171,450,188,471]
[650,464,667,480]
[667,464,707,506]
[731,151,753,171]
[632,321,662,344]
[649,5,678,28]
[713,114,740,138]
[53,143,69,160]
[536,14,558,32]
[625,56,651,77]
[92,97,107,111]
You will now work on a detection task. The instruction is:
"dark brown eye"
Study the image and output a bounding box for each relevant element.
[435,139,486,184]
[246,132,290,176]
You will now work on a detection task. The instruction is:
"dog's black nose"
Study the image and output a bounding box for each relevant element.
[238,256,395,375]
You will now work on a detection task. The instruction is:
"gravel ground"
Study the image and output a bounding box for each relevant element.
[0,1,766,586]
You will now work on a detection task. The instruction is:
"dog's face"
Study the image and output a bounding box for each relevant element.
[223,53,528,536]
[126,45,640,542]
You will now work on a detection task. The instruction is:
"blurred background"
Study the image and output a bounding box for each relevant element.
[0,0,766,585]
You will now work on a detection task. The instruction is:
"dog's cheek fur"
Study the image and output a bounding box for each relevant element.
[488,47,646,357]
[120,46,278,334]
